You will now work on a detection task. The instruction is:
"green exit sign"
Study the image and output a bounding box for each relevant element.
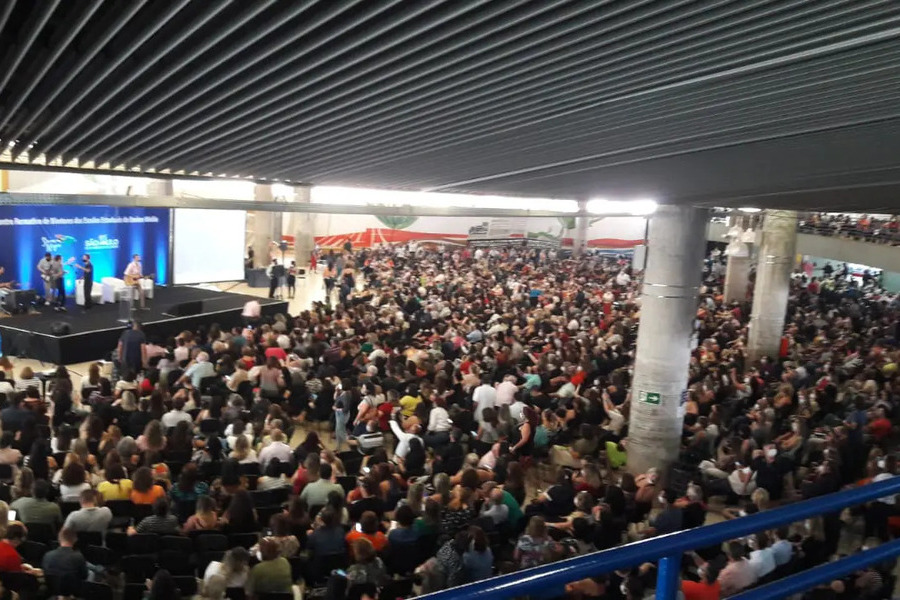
[639,391,661,405]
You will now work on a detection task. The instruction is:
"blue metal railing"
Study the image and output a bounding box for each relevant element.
[421,477,900,600]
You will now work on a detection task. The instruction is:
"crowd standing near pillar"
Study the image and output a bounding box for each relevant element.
[0,233,895,600]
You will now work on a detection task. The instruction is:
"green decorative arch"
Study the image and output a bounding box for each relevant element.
[375,215,418,230]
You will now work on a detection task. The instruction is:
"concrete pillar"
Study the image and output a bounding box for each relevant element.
[291,185,315,267]
[146,179,173,196]
[724,254,751,303]
[251,184,276,269]
[573,200,588,257]
[747,210,798,362]
[627,205,708,476]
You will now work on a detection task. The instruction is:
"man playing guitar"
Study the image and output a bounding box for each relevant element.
[124,254,149,310]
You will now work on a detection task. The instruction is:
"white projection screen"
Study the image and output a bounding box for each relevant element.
[173,208,246,284]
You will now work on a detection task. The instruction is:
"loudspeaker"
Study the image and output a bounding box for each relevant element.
[49,321,71,336]
[1,289,36,314]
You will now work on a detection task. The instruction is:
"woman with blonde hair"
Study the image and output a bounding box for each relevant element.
[405,481,425,515]
[319,449,346,477]
[229,434,258,464]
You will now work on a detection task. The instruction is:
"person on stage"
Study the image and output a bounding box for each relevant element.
[52,255,67,311]
[75,254,93,309]
[287,261,297,299]
[37,252,54,306]
[124,254,147,310]
[266,259,278,299]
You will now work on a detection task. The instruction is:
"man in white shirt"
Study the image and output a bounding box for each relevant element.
[161,395,193,429]
[494,375,518,406]
[258,430,293,467]
[424,400,452,447]
[472,376,496,424]
[124,254,147,309]
[389,416,422,460]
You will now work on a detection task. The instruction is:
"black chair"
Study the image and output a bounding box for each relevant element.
[0,571,40,599]
[270,486,290,505]
[165,460,186,480]
[82,581,114,600]
[105,499,135,529]
[59,501,80,519]
[123,582,146,600]
[74,530,103,549]
[105,530,128,555]
[84,545,116,567]
[16,540,47,566]
[257,505,283,528]
[226,587,247,600]
[259,594,293,600]
[289,555,306,583]
[131,502,154,524]
[159,549,194,576]
[121,554,158,583]
[385,541,422,575]
[160,535,193,554]
[307,553,348,586]
[228,532,259,549]
[197,550,226,577]
[173,575,199,596]
[199,376,220,395]
[250,489,272,507]
[337,451,363,476]
[126,532,159,554]
[238,462,261,477]
[23,522,54,544]
[337,476,357,494]
[194,532,229,552]
[200,419,223,436]
[45,573,82,598]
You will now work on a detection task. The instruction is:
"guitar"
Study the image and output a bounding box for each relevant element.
[40,257,76,282]
[125,272,155,286]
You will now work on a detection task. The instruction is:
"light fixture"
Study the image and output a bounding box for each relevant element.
[586,198,657,215]
[738,207,762,213]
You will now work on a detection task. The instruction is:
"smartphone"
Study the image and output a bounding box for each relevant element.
[334,569,347,577]
[354,523,363,533]
[7,510,14,521]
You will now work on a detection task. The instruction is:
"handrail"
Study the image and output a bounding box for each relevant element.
[419,476,900,600]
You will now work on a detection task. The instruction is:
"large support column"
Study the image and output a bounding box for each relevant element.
[747,210,798,362]
[250,184,276,268]
[724,254,751,303]
[291,185,315,267]
[573,200,589,257]
[627,205,708,476]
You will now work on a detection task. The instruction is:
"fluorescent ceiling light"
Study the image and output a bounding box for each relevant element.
[738,207,762,213]
[587,198,657,215]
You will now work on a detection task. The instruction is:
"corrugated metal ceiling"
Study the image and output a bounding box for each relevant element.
[0,0,898,211]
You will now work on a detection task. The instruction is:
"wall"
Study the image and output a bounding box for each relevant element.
[300,213,647,251]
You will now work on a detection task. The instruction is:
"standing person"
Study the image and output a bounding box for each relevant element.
[309,249,317,273]
[266,259,278,299]
[118,320,147,375]
[246,245,255,269]
[286,261,297,299]
[322,262,336,304]
[123,254,147,309]
[37,252,54,306]
[52,255,68,311]
[75,254,93,309]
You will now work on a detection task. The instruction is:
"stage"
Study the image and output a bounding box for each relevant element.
[0,286,289,365]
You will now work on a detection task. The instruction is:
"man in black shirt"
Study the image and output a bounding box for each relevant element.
[42,528,88,587]
[76,254,93,309]
[117,320,147,374]
[0,393,33,433]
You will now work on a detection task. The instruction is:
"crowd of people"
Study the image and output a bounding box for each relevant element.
[0,239,895,600]
[799,213,900,245]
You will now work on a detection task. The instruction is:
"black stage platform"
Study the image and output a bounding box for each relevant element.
[0,286,288,364]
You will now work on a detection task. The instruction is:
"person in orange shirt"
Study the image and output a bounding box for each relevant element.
[130,466,166,505]
[345,510,388,556]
